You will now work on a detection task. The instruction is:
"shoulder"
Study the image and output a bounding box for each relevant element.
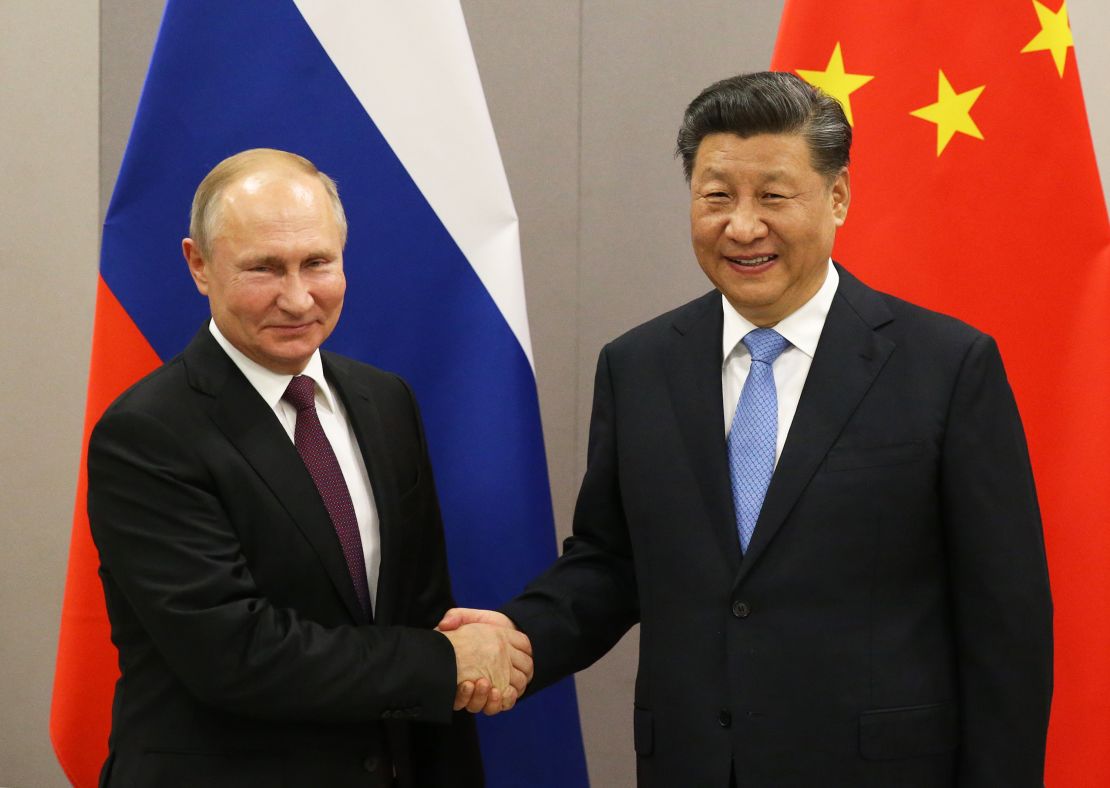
[836,264,993,355]
[603,290,720,358]
[322,350,411,393]
[321,350,423,418]
[97,354,192,426]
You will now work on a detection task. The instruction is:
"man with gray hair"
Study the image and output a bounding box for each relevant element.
[88,148,530,787]
[442,72,1053,786]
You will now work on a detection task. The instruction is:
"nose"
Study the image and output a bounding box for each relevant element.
[276,271,314,314]
[724,200,768,244]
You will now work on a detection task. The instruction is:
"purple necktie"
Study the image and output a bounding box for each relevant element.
[282,375,372,617]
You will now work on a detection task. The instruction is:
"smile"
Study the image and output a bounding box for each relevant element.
[725,254,776,267]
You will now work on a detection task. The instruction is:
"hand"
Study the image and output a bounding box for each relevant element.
[440,621,532,716]
[438,609,530,715]
[438,607,516,633]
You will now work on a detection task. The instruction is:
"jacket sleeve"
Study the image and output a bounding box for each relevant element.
[940,334,1053,786]
[501,345,640,691]
[87,402,460,725]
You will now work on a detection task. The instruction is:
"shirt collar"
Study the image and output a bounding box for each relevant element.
[208,319,338,414]
[721,259,839,362]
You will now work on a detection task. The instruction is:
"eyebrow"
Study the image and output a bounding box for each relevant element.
[240,252,335,267]
[697,167,794,183]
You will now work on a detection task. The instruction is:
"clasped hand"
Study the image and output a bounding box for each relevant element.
[438,608,531,716]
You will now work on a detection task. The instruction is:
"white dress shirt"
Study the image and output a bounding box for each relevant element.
[722,260,839,465]
[209,321,381,610]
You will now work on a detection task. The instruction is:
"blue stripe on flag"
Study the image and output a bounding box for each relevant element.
[101,1,588,785]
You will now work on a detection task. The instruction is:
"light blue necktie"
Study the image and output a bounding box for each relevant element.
[728,328,790,554]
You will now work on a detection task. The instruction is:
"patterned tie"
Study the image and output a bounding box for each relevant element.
[282,375,372,617]
[728,329,790,554]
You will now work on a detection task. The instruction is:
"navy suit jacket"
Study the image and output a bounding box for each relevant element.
[503,265,1052,787]
[89,327,483,787]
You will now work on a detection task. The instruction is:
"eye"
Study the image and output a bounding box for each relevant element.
[762,192,786,201]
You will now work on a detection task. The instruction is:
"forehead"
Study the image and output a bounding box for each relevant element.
[221,167,323,215]
[217,169,338,237]
[691,132,816,180]
[208,171,343,259]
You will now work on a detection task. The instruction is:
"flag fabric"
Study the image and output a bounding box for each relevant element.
[50,2,589,786]
[773,1,1110,784]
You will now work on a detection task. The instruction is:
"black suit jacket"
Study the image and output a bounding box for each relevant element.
[503,265,1052,787]
[88,327,483,787]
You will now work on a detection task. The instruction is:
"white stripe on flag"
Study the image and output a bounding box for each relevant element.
[293,1,535,369]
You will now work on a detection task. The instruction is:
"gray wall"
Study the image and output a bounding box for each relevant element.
[3,1,1108,785]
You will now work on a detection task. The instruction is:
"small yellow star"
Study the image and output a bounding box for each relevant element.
[797,42,874,126]
[1021,0,1073,77]
[910,70,985,156]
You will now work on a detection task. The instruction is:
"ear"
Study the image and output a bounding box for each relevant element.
[182,238,210,295]
[831,168,851,226]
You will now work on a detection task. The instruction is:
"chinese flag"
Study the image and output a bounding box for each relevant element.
[773,1,1110,785]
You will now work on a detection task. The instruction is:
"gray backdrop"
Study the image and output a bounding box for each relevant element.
[3,1,1107,785]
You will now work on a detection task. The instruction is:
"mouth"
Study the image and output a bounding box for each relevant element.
[267,323,315,334]
[725,253,777,268]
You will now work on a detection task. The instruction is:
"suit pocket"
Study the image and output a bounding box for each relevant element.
[826,440,925,472]
[859,702,958,760]
[633,706,654,756]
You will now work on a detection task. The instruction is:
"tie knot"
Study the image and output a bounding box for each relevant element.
[742,328,789,364]
[282,375,317,412]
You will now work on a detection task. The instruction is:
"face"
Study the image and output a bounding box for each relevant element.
[689,132,849,326]
[183,166,346,374]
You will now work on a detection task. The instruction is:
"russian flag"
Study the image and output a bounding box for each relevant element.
[50,2,589,786]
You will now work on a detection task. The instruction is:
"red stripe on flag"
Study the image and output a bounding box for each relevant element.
[50,276,163,787]
[1043,245,1110,784]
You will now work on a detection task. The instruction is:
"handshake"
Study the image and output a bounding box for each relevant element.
[437,608,532,716]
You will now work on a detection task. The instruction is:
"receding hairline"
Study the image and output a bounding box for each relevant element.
[189,148,347,256]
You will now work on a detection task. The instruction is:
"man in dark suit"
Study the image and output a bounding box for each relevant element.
[88,148,531,787]
[442,73,1053,786]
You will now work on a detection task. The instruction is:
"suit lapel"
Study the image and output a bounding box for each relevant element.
[663,293,743,577]
[323,355,401,626]
[735,267,896,584]
[183,329,367,623]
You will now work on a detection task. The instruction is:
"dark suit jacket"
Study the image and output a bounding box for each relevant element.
[88,327,483,788]
[502,265,1052,787]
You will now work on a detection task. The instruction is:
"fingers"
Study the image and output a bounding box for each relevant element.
[436,609,463,632]
[506,628,532,655]
[464,678,492,713]
[509,639,534,682]
[453,680,474,711]
[487,684,517,715]
[509,667,528,698]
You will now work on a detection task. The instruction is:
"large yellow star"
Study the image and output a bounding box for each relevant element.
[1021,0,1073,77]
[796,43,874,126]
[909,70,985,156]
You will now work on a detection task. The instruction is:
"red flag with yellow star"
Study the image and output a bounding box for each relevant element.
[773,1,1110,783]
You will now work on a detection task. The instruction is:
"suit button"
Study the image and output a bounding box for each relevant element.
[363,756,379,773]
[718,709,732,728]
[731,600,750,618]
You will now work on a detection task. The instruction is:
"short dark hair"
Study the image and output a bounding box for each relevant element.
[675,71,851,182]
